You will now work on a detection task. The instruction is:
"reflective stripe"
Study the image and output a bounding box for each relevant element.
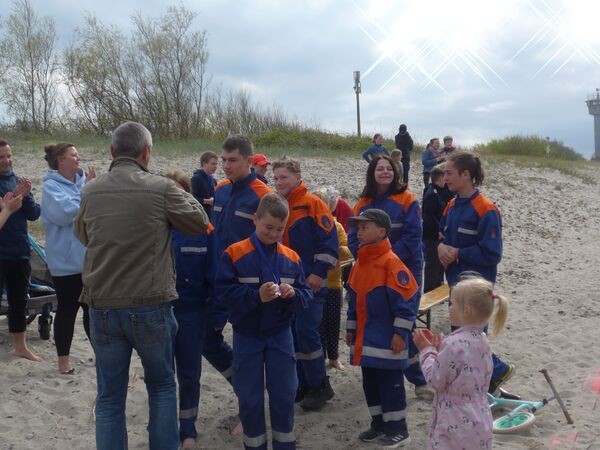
[346,320,357,330]
[179,407,198,419]
[181,246,207,254]
[314,253,338,266]
[457,227,478,235]
[221,367,233,379]
[280,277,295,284]
[213,206,223,212]
[272,430,296,443]
[408,354,420,365]
[382,409,406,422]
[361,345,408,360]
[296,348,323,360]
[391,222,403,229]
[243,433,267,448]
[368,405,382,416]
[393,317,413,330]
[234,210,254,220]
[238,277,260,284]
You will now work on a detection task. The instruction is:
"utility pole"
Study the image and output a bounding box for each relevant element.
[353,70,361,137]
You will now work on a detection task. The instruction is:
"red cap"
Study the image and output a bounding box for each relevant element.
[252,153,270,166]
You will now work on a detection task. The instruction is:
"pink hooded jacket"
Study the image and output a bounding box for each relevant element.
[420,326,494,450]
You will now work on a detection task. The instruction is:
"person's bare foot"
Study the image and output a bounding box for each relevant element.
[11,332,42,361]
[58,355,72,374]
[230,421,243,437]
[182,437,195,448]
[13,347,42,361]
[328,359,344,370]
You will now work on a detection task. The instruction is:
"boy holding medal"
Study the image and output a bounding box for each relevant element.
[216,193,312,450]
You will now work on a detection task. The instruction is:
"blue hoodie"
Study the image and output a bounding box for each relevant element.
[41,170,87,276]
[0,169,40,260]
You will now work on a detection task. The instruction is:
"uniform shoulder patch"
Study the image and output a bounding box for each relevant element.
[397,270,410,286]
[321,215,332,230]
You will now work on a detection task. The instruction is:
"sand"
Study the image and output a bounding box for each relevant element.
[1,147,600,449]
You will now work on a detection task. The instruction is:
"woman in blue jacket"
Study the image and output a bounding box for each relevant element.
[42,143,94,374]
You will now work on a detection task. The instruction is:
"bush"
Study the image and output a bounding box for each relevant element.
[253,127,373,153]
[478,135,584,161]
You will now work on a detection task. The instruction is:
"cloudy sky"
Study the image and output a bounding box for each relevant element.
[23,0,600,156]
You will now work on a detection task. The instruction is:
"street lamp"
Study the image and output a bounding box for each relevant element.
[353,70,361,137]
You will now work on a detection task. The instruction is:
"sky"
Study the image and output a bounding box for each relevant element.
[13,0,600,157]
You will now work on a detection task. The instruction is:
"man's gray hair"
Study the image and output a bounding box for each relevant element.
[111,121,153,158]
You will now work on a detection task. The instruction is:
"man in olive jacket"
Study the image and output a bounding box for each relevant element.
[75,121,208,450]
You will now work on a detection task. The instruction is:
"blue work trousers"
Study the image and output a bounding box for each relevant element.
[293,289,326,389]
[403,263,427,387]
[233,328,297,450]
[172,299,208,441]
[362,366,408,435]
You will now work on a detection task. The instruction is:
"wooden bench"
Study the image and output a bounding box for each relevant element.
[417,284,450,329]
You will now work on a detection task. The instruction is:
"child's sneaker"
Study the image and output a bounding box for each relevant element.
[377,432,411,448]
[489,364,515,394]
[358,427,384,442]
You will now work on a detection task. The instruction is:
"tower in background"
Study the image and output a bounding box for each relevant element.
[586,88,600,159]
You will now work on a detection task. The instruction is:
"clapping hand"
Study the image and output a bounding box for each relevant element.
[14,177,31,197]
[85,166,97,181]
[413,328,442,351]
[0,192,23,213]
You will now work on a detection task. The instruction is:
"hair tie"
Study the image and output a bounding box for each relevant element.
[492,292,499,301]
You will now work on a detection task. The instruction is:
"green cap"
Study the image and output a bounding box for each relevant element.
[347,209,391,231]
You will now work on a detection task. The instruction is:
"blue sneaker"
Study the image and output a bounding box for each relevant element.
[377,432,411,448]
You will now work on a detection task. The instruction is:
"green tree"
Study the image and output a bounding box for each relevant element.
[0,0,59,132]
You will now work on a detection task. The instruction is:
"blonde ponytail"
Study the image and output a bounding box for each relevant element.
[489,293,508,338]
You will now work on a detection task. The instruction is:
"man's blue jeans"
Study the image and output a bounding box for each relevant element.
[90,303,179,450]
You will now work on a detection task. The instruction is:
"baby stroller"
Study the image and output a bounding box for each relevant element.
[0,236,57,340]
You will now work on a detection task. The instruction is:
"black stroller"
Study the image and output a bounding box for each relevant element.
[0,236,57,340]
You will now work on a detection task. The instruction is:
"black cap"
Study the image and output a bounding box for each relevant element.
[347,209,391,231]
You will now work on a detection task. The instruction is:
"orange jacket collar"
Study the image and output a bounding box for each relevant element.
[287,182,307,203]
[357,238,392,263]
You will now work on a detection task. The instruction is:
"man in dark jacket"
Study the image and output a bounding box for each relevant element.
[0,139,41,361]
[394,124,414,184]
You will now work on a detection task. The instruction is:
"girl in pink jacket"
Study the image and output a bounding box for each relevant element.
[413,277,509,450]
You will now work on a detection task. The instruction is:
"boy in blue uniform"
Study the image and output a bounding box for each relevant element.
[216,193,312,450]
[345,209,419,448]
[191,151,218,216]
[166,170,219,448]
[272,157,339,411]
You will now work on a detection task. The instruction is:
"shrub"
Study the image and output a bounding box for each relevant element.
[478,135,584,161]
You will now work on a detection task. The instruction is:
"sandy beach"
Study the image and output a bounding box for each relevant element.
[2,148,600,449]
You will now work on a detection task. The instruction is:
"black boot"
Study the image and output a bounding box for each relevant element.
[300,376,335,411]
